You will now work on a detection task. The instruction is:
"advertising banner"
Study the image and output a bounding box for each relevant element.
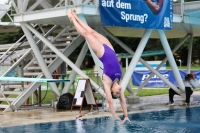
[132,70,200,87]
[99,0,173,30]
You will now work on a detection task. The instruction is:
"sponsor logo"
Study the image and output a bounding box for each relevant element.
[141,74,169,83]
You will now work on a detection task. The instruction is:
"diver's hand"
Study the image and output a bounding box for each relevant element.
[121,117,131,124]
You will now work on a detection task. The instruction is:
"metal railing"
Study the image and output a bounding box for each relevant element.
[11,0,200,17]
[11,0,99,14]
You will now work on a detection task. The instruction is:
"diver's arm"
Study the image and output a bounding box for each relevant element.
[104,77,121,121]
[119,90,131,124]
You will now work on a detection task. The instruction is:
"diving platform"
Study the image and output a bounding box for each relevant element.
[12,1,200,38]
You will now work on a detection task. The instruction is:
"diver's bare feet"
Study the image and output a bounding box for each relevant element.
[67,12,73,22]
[71,9,76,14]
[71,9,78,19]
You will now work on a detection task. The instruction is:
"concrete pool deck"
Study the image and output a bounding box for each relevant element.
[0,91,200,127]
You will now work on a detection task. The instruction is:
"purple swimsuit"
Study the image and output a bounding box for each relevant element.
[99,44,122,82]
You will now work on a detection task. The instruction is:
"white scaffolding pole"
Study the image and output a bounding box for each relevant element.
[21,23,60,97]
[187,34,193,74]
[135,34,190,95]
[24,23,106,98]
[120,29,152,91]
[62,42,88,94]
[158,30,185,91]
[101,27,179,94]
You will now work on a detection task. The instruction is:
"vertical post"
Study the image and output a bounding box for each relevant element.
[65,0,68,6]
[23,0,29,12]
[38,85,41,106]
[21,23,60,97]
[11,0,19,13]
[31,93,34,105]
[120,29,152,91]
[21,60,24,89]
[17,0,23,13]
[187,34,193,74]
[62,42,88,94]
[96,73,99,85]
[101,86,105,111]
[126,57,128,70]
[180,0,185,22]
[60,62,66,91]
[178,59,182,69]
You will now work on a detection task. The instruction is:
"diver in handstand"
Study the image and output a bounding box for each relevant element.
[68,9,130,124]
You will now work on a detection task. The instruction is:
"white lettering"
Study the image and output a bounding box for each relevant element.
[152,75,158,79]
[142,74,150,81]
[101,0,114,7]
[141,74,169,81]
[121,11,126,20]
[116,0,131,9]
[121,11,146,23]
[140,15,144,24]
[163,74,169,79]
[102,0,106,7]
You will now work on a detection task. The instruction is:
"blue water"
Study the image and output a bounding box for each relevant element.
[1,106,200,133]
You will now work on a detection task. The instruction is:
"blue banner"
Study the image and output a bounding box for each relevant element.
[132,70,200,87]
[99,0,173,30]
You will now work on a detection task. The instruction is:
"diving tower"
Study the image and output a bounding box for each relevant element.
[0,0,199,112]
[12,1,200,38]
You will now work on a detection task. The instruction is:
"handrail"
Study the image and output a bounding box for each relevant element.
[1,24,58,77]
[0,39,27,64]
[11,0,99,14]
[181,0,184,22]
[0,35,26,61]
[0,24,39,63]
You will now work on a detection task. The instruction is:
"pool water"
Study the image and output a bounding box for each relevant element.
[1,106,200,133]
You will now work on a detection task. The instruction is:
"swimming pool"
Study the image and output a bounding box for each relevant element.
[1,106,200,133]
